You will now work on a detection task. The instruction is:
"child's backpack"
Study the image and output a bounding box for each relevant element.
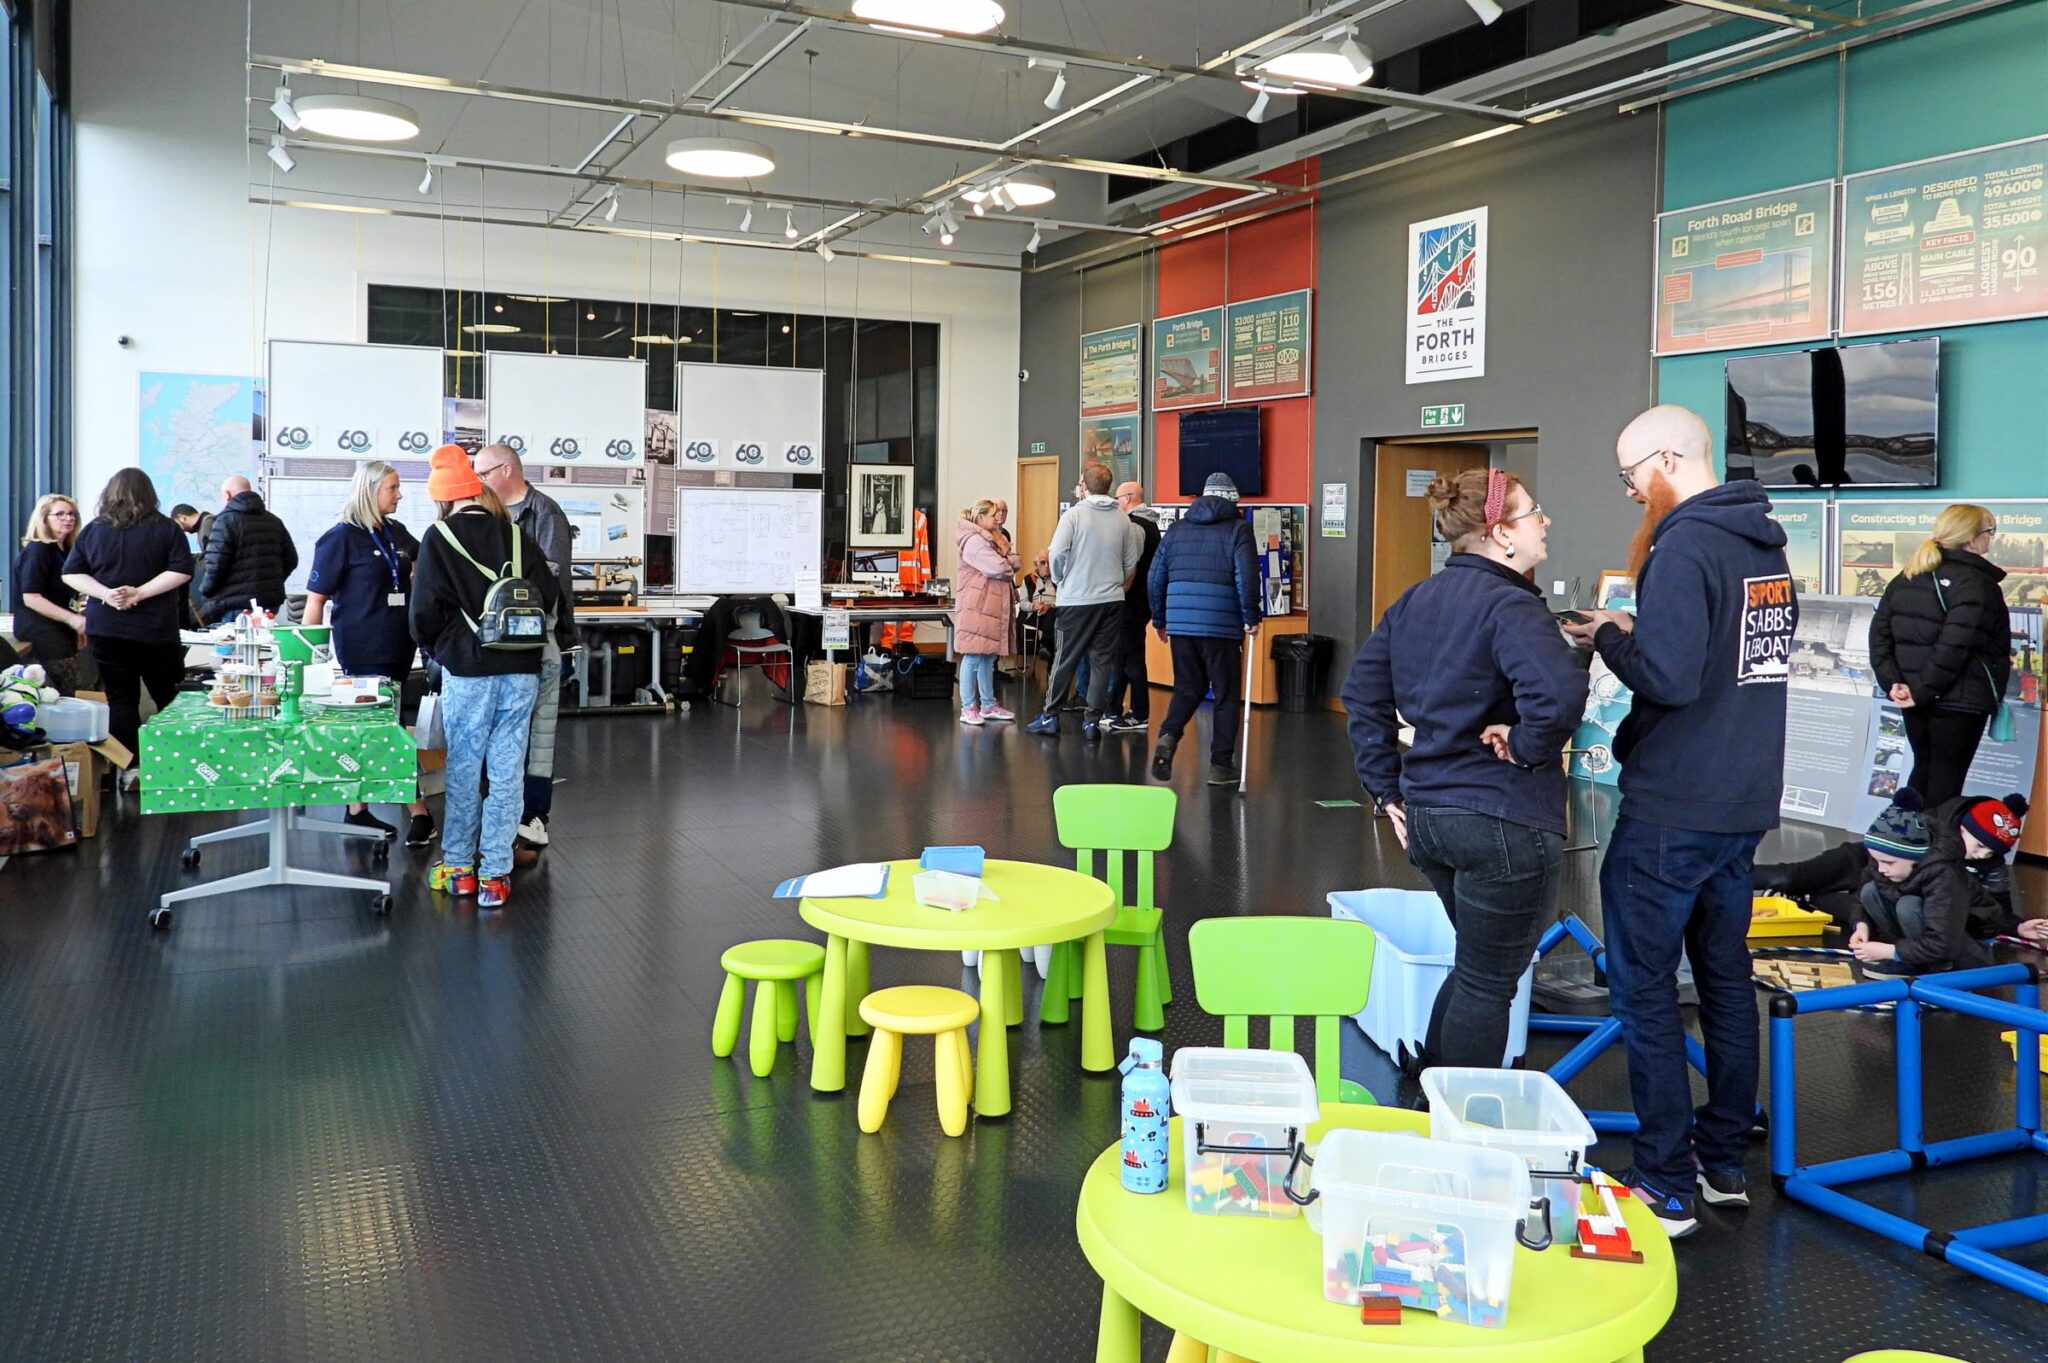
[431,519,548,649]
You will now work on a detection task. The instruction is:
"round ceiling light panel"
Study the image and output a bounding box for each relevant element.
[293,94,422,142]
[850,0,1005,35]
[664,137,777,179]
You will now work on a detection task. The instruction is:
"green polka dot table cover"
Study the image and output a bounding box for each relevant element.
[139,692,418,815]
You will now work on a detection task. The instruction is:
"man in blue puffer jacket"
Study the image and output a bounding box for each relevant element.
[1148,472,1261,785]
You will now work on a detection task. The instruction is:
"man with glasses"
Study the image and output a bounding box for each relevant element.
[473,445,577,851]
[1562,405,1798,1239]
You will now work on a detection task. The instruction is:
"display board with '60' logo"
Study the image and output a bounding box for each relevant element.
[484,353,647,468]
[675,362,825,473]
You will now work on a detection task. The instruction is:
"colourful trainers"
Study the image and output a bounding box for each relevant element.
[427,862,477,896]
[981,704,1015,722]
[960,706,985,726]
[477,876,512,909]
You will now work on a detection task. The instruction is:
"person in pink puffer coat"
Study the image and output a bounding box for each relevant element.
[953,500,1020,725]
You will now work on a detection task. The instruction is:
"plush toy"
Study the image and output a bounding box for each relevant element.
[0,663,58,749]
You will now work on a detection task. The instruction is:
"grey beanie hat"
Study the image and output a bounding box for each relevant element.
[1202,472,1240,502]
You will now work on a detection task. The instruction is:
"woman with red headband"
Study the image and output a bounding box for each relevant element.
[1342,468,1589,1084]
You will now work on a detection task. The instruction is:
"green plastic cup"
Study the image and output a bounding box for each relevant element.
[271,624,332,663]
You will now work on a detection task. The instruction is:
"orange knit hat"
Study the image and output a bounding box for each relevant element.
[425,444,482,503]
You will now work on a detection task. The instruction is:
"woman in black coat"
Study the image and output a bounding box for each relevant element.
[1870,504,2010,806]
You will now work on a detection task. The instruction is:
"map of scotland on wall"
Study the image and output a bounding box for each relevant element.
[1406,206,1488,384]
[139,373,261,512]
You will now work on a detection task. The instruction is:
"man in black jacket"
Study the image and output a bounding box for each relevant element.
[1563,405,1797,1237]
[198,476,298,623]
[1099,480,1161,734]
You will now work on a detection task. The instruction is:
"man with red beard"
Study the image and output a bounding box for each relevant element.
[1563,405,1797,1238]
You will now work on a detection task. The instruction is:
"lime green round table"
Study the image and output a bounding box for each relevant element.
[1076,1104,1678,1362]
[799,859,1118,1117]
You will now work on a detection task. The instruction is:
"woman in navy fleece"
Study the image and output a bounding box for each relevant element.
[1343,469,1589,1075]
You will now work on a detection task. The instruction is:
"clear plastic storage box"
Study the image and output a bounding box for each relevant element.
[1305,1128,1536,1328]
[1168,1047,1320,1219]
[1421,1067,1594,1245]
[38,696,110,744]
[1327,889,1535,1067]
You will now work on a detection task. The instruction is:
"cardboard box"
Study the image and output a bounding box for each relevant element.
[40,735,129,839]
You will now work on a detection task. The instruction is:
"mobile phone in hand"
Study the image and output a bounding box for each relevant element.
[1557,610,1591,625]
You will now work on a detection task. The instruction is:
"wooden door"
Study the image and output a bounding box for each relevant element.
[1369,442,1488,628]
[1015,457,1060,568]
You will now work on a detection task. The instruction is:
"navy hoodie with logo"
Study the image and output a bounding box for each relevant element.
[1594,480,1796,834]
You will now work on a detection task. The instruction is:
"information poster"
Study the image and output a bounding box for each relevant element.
[1841,135,2048,336]
[1766,495,1831,596]
[1321,482,1348,538]
[1653,182,1834,355]
[1080,414,1141,487]
[1837,498,2048,608]
[1079,324,1143,417]
[1226,290,1313,401]
[1405,206,1487,384]
[1152,308,1225,410]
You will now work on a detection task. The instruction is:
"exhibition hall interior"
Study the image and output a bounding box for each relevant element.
[5,0,2048,1358]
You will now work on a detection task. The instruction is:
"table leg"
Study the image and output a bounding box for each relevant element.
[974,948,1013,1117]
[1095,1281,1141,1363]
[1001,946,1024,1026]
[845,939,872,1038]
[1040,941,1071,1026]
[812,933,848,1092]
[1081,929,1113,1072]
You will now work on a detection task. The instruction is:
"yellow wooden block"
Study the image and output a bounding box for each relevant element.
[2001,1030,2048,1074]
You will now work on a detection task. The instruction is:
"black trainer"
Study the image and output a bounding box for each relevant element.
[1206,763,1238,786]
[404,813,436,847]
[1696,1168,1750,1207]
[345,807,396,839]
[1150,735,1177,781]
[1614,1167,1698,1238]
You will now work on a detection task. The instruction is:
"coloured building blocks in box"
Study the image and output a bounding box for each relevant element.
[1184,1131,1295,1216]
[1569,1170,1644,1264]
[1322,1227,1505,1328]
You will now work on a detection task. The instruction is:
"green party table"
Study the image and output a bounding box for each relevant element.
[799,858,1117,1117]
[139,691,417,927]
[1077,1104,1678,1363]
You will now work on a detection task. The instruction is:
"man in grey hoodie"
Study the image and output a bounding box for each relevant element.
[1027,461,1142,741]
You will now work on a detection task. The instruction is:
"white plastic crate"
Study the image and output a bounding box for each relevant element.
[1422,1067,1594,1245]
[1327,889,1535,1068]
[38,696,109,744]
[1168,1047,1320,1219]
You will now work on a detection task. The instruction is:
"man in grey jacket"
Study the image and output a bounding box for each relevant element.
[474,444,577,849]
[1027,461,1141,741]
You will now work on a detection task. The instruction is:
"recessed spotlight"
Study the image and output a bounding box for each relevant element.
[585,311,597,322]
[293,94,420,142]
[665,136,776,179]
[781,323,791,334]
[849,0,1004,36]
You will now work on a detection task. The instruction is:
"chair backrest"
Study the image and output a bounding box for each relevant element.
[1052,784,1176,912]
[1188,916,1376,1102]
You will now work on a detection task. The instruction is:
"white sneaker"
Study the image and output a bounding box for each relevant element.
[517,816,550,847]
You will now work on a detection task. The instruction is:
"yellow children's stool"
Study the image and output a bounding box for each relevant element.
[713,940,827,1077]
[857,986,979,1137]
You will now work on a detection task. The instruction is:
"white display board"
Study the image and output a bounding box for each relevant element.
[486,353,646,467]
[263,475,354,595]
[674,488,821,595]
[675,363,825,473]
[267,340,443,462]
[555,484,647,564]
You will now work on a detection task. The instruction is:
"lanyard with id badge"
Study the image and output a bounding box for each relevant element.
[372,528,406,608]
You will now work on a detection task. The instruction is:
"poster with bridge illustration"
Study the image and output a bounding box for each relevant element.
[1837,498,2048,609]
[1405,207,1486,385]
[1653,182,1835,356]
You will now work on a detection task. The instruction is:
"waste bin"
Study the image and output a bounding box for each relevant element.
[1270,633,1333,712]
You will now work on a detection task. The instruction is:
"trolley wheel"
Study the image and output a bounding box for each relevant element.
[371,894,393,918]
[181,847,201,869]
[149,907,174,931]
[372,841,390,864]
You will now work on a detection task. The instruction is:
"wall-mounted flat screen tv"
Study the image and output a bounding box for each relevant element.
[1177,407,1263,498]
[1724,336,1940,488]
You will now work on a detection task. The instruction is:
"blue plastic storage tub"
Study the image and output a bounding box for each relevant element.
[1326,889,1535,1068]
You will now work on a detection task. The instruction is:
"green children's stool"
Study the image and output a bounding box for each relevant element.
[713,939,827,1076]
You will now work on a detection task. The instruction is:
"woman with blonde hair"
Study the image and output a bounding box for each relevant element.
[1871,503,2010,805]
[13,494,88,692]
[952,498,1020,725]
[304,461,434,844]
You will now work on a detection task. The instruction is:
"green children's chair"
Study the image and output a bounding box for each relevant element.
[1187,915,1378,1105]
[1047,784,1177,1032]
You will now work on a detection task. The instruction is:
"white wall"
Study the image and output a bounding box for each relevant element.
[71,0,1021,577]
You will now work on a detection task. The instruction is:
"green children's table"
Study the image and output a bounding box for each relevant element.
[139,691,418,928]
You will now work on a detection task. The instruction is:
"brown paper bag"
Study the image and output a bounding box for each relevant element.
[804,662,848,706]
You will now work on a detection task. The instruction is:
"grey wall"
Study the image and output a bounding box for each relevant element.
[1017,255,1153,490]
[1310,109,1660,665]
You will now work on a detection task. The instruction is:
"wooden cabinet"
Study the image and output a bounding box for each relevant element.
[1143,614,1310,706]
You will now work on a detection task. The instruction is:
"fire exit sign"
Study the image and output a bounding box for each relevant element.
[1420,404,1466,429]
[1029,441,1047,453]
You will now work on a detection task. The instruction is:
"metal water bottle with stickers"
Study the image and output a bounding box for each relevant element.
[1118,1038,1170,1194]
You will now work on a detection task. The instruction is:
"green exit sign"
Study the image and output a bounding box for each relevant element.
[1029,441,1047,454]
[1420,404,1466,429]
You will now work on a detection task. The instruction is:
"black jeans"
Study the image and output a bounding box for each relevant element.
[90,636,186,755]
[1902,706,1987,807]
[1159,634,1244,766]
[1405,805,1562,1071]
[1102,608,1152,721]
[1040,603,1122,721]
[1599,813,1763,1195]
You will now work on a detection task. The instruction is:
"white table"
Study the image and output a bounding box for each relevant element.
[569,596,711,711]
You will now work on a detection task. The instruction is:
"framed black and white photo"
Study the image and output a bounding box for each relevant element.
[849,465,914,548]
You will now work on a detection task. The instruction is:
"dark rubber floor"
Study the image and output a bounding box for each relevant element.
[3,682,2045,1361]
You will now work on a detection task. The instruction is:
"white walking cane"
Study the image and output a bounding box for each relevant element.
[1237,628,1256,796]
